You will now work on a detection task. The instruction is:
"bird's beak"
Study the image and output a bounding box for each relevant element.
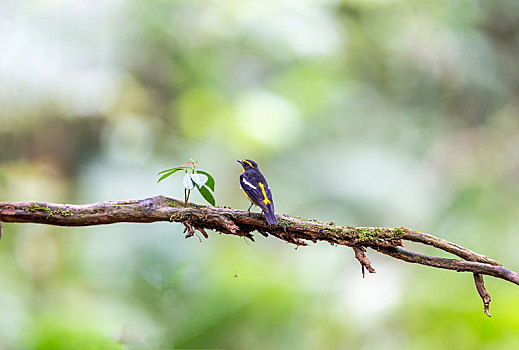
[237,160,243,165]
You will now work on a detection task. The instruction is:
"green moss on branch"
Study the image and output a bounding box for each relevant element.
[27,204,73,217]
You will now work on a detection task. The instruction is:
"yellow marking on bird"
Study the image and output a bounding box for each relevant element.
[244,160,254,168]
[258,182,271,205]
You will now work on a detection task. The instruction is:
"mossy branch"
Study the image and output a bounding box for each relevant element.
[1,195,517,317]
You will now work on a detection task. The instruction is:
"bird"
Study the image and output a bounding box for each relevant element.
[237,159,278,225]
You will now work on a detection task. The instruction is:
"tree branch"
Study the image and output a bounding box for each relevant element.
[1,195,517,316]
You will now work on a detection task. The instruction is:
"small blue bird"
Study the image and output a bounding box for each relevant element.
[237,159,278,225]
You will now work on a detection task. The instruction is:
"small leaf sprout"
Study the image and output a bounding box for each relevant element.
[157,160,216,206]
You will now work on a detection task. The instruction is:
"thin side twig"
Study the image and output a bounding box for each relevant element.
[474,273,492,317]
[403,230,500,266]
[375,246,519,286]
[352,246,376,277]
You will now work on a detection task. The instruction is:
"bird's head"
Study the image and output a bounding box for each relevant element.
[237,159,258,170]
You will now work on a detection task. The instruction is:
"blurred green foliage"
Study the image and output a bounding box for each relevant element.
[26,320,124,350]
[1,0,519,349]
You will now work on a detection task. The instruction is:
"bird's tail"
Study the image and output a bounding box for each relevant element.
[263,210,278,225]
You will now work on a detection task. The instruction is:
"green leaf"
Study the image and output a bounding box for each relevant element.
[195,170,215,191]
[157,166,190,175]
[157,168,182,183]
[197,184,215,205]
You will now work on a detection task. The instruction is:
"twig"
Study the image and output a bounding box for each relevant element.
[473,273,492,317]
[375,246,519,286]
[403,230,500,265]
[183,221,195,239]
[352,246,376,277]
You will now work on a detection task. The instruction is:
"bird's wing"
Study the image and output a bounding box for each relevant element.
[240,173,270,212]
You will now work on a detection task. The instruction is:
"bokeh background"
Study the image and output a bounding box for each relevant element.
[2,0,519,349]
